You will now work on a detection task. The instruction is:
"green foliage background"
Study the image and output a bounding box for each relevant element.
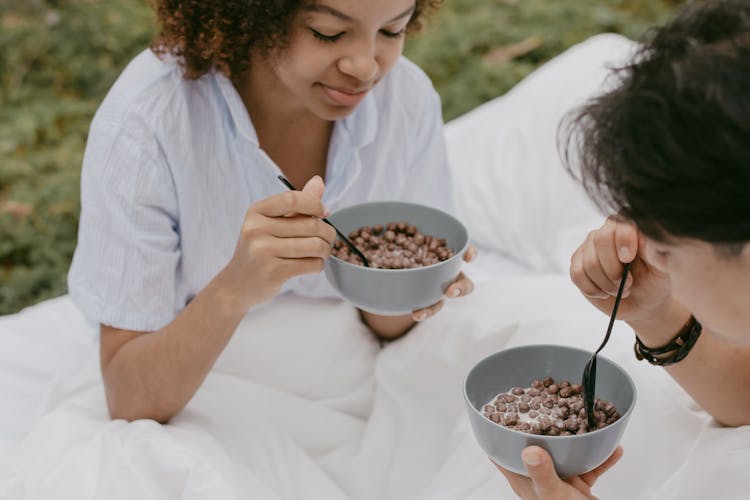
[0,0,683,315]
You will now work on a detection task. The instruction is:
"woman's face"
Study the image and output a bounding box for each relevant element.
[270,0,415,121]
[642,237,750,343]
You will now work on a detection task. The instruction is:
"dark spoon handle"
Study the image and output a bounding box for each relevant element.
[583,261,631,428]
[275,175,370,267]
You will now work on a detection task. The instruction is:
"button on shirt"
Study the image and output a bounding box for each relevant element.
[68,50,453,332]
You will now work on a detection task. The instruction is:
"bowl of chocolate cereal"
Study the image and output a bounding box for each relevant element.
[464,344,636,477]
[323,201,469,315]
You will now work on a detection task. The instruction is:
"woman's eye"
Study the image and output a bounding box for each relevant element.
[380,28,406,39]
[310,29,344,43]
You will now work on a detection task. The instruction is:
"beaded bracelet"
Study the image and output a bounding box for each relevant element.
[634,315,703,366]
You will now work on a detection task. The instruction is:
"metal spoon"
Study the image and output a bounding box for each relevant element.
[276,175,370,267]
[582,262,631,429]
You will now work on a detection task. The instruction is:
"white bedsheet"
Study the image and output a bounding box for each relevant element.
[0,296,97,456]
[0,269,745,500]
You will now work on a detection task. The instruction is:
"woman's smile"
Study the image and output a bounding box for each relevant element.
[319,83,372,107]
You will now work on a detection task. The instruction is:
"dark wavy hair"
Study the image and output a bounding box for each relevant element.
[150,0,441,79]
[563,0,750,255]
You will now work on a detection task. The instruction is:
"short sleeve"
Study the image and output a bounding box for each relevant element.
[67,111,181,332]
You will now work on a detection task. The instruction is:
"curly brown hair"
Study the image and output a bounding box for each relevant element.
[150,0,441,79]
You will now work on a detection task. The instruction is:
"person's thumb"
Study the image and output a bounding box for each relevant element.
[522,446,566,498]
[614,219,639,264]
[302,175,325,200]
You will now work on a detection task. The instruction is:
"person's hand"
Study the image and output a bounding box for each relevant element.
[225,175,336,309]
[495,446,623,500]
[411,245,476,322]
[570,216,672,323]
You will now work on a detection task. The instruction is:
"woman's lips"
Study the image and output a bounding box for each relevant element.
[321,84,370,107]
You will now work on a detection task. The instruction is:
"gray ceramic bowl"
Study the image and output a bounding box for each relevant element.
[324,201,469,315]
[464,344,636,477]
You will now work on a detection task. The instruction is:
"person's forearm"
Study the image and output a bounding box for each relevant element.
[360,310,416,341]
[103,269,251,423]
[629,300,750,427]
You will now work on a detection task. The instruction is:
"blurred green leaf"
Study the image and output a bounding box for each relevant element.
[406,0,684,120]
[0,0,155,314]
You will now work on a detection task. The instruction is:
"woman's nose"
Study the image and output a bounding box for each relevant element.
[338,41,379,82]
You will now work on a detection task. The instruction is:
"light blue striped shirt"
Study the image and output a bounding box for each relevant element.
[68,49,453,332]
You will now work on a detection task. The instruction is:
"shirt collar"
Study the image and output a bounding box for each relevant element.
[215,71,377,207]
[339,89,378,149]
[215,72,260,145]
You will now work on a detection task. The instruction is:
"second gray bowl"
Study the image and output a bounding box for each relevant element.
[464,344,636,478]
[324,201,469,315]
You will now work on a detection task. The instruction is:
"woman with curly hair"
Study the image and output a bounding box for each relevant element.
[67,0,474,424]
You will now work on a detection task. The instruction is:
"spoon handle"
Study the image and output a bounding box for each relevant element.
[276,176,339,230]
[596,262,631,355]
[275,175,370,267]
[583,261,631,428]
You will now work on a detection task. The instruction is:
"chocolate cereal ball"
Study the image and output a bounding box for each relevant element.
[332,222,454,269]
[482,377,621,435]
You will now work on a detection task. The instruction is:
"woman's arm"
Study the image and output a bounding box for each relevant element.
[101,267,249,423]
[359,311,417,341]
[101,178,335,423]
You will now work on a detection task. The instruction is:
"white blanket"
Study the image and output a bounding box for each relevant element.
[2,34,748,499]
[0,270,745,499]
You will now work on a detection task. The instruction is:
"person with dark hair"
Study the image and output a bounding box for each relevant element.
[67,0,475,424]
[496,0,750,497]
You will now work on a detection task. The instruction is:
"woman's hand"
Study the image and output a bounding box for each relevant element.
[225,175,336,311]
[361,245,476,340]
[411,245,477,322]
[495,446,623,500]
[570,216,672,324]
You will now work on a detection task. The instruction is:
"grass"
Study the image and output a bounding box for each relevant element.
[0,0,683,314]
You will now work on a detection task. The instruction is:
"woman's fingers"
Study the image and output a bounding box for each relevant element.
[445,272,474,299]
[273,236,333,259]
[464,245,478,262]
[412,299,444,322]
[277,257,327,279]
[442,247,476,301]
[301,175,326,200]
[263,215,336,244]
[411,270,474,321]
[251,190,328,218]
